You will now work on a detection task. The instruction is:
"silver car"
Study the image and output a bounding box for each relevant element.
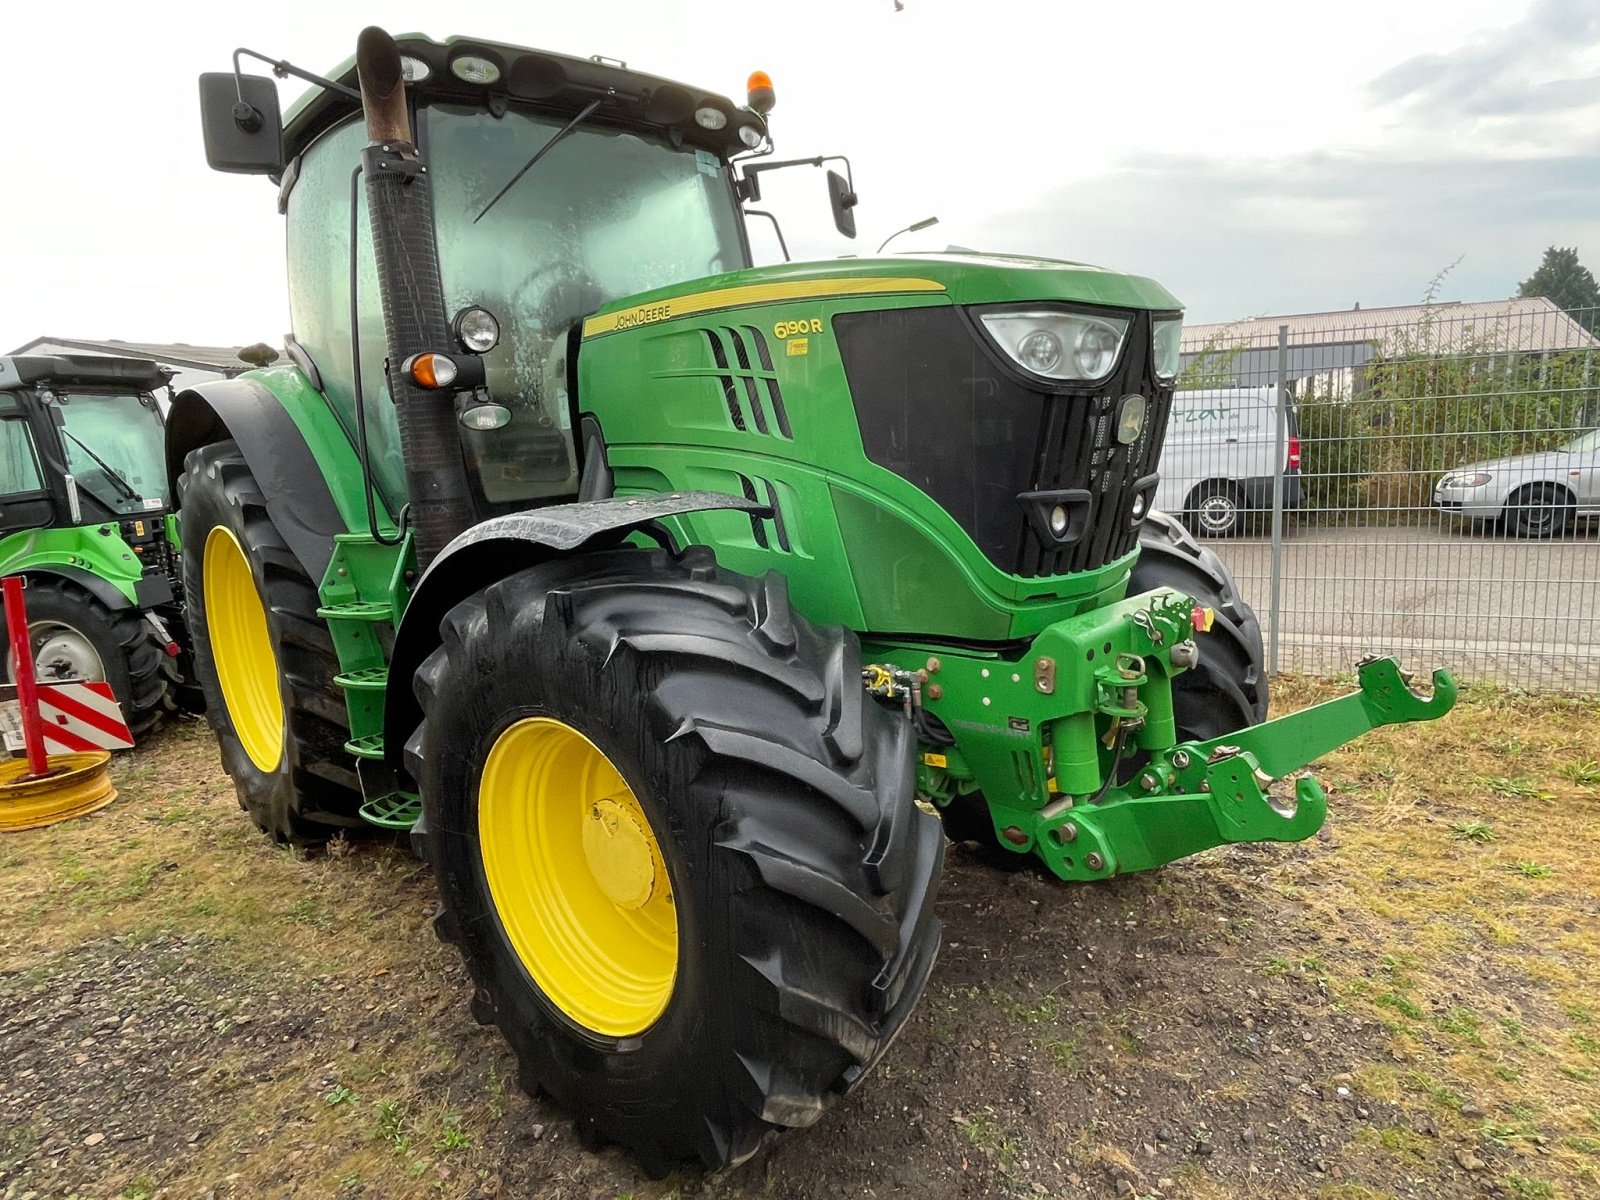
[1434,428,1600,537]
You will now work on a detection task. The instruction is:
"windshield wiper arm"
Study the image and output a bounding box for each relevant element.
[61,429,142,502]
[474,98,603,225]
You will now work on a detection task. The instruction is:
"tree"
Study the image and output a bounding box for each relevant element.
[1517,246,1600,333]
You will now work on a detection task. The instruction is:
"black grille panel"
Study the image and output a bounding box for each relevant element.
[835,306,1172,579]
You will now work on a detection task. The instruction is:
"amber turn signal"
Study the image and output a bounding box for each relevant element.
[407,352,458,389]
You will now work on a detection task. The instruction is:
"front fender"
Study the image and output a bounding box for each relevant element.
[381,490,769,778]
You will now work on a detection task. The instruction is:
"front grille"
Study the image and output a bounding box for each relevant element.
[835,306,1172,578]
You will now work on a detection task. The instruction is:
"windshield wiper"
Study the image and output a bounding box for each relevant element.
[473,98,603,225]
[61,429,142,503]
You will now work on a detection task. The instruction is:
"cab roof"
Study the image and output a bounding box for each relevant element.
[0,355,172,392]
[284,33,765,163]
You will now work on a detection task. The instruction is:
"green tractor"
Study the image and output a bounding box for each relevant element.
[1,353,185,734]
[178,29,1454,1173]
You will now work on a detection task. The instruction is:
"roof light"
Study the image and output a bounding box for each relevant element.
[737,124,764,149]
[399,55,432,83]
[450,54,501,85]
[747,71,775,114]
[694,106,728,130]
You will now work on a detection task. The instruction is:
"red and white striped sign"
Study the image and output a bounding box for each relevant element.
[35,682,134,753]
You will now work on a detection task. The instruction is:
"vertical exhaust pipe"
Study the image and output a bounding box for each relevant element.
[355,26,473,569]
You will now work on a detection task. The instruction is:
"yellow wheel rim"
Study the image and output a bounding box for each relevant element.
[479,717,678,1037]
[204,526,284,773]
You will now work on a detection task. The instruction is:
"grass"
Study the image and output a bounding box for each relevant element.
[4,685,1599,1199]
[1271,676,1600,1200]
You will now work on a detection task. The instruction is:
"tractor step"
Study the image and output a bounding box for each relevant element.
[316,600,394,622]
[359,790,421,830]
[333,666,388,691]
[344,733,386,759]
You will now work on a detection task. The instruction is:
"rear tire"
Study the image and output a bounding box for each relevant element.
[1131,510,1268,737]
[1,577,174,738]
[408,546,944,1174]
[179,440,362,842]
[1505,483,1575,538]
[1184,481,1245,538]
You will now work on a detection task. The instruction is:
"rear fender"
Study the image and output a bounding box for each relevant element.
[164,372,358,582]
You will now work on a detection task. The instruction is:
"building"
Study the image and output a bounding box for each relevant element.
[1180,297,1600,397]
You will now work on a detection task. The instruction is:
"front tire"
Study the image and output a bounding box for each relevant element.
[179,441,361,842]
[1505,483,1575,538]
[1,576,174,738]
[408,546,944,1174]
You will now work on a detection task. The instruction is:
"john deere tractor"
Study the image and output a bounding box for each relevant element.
[1,353,184,734]
[178,28,1454,1173]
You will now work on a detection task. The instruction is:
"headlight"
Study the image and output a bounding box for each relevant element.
[979,310,1130,383]
[1152,316,1183,382]
[1439,471,1492,488]
[452,305,501,354]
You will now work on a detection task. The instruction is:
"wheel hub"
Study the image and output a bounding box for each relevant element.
[583,797,657,909]
[33,624,106,682]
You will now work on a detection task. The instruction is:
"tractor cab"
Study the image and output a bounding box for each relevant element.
[202,36,822,522]
[0,354,172,540]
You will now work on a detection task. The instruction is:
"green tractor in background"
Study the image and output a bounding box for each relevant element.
[0,354,185,734]
[178,28,1455,1174]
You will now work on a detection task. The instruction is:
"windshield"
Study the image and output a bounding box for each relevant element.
[1564,428,1600,453]
[427,104,748,505]
[54,393,168,514]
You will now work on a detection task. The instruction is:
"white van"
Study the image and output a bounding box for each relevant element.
[1155,386,1303,536]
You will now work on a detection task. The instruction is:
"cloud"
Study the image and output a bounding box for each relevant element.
[1369,0,1600,127]
[969,150,1600,321]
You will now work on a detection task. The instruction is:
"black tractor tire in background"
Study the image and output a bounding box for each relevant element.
[1505,483,1576,539]
[179,440,363,843]
[408,546,944,1175]
[1184,480,1246,538]
[1130,509,1269,739]
[0,576,175,737]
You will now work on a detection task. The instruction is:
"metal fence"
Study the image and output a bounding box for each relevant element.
[1172,298,1600,693]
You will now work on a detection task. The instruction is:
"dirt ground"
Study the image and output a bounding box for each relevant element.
[2,678,1597,1200]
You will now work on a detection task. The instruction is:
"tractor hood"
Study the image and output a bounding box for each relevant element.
[582,252,1182,339]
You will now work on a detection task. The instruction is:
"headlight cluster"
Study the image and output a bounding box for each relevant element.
[979,310,1130,383]
[1439,471,1492,488]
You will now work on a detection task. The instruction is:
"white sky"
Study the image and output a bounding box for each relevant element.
[2,0,1596,351]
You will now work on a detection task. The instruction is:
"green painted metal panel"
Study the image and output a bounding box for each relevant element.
[0,525,145,604]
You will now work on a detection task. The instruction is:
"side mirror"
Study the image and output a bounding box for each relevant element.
[199,72,284,174]
[827,169,858,239]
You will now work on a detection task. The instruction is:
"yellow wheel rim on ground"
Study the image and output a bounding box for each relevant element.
[0,752,116,831]
[204,526,284,773]
[479,717,678,1037]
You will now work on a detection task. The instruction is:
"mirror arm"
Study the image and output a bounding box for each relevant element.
[232,47,363,107]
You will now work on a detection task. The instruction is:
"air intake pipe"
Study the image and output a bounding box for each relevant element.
[355,26,474,569]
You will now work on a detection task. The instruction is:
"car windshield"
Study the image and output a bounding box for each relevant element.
[426,104,748,506]
[54,393,168,514]
[1563,428,1600,453]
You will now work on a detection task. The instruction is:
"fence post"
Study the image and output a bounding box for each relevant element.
[1269,325,1288,676]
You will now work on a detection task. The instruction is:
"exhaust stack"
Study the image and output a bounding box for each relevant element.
[355,26,473,569]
